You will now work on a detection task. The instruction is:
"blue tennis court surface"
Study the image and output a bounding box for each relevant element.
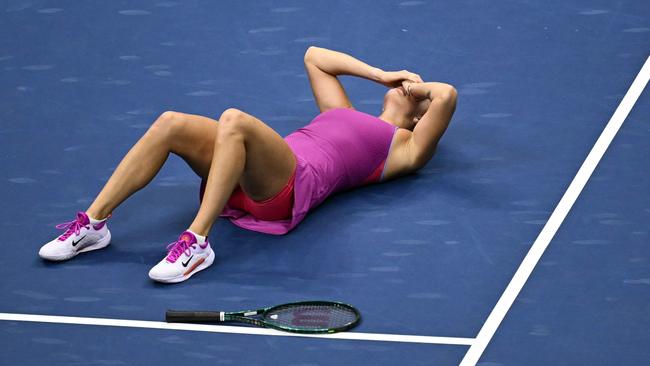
[1,1,648,365]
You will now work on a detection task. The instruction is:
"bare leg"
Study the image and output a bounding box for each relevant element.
[86,111,220,220]
[188,108,296,236]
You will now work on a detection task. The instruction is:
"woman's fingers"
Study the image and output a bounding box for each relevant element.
[381,70,423,89]
[401,70,423,83]
[402,80,415,96]
[409,73,423,83]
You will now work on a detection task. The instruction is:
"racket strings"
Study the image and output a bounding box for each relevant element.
[265,304,358,330]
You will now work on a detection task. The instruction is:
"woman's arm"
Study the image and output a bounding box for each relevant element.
[304,46,383,82]
[304,46,380,112]
[303,46,422,112]
[404,82,458,168]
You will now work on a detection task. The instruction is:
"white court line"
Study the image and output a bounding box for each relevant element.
[460,56,650,366]
[0,312,475,346]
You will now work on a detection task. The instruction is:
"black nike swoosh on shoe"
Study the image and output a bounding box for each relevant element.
[72,235,87,247]
[182,255,194,267]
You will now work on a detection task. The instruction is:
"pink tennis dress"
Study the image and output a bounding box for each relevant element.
[218,107,399,235]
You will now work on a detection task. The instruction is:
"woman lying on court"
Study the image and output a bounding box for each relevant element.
[38,46,457,283]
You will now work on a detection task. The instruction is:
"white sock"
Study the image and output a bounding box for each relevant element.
[87,213,107,224]
[187,229,206,244]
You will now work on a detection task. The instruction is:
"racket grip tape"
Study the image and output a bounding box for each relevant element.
[166,310,225,323]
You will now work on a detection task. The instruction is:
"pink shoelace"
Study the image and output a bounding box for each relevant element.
[56,217,89,241]
[166,239,196,263]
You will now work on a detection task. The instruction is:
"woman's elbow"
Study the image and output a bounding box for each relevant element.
[440,84,458,110]
[441,83,457,101]
[304,46,322,64]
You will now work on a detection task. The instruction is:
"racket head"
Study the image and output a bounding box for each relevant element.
[261,301,361,334]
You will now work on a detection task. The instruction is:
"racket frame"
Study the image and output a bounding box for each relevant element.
[166,300,361,334]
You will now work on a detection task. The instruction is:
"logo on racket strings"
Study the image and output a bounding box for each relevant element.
[289,309,331,328]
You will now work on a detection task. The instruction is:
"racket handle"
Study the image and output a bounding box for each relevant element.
[166,310,224,323]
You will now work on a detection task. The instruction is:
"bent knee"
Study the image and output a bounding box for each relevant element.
[148,110,185,138]
[219,108,247,124]
[217,108,248,136]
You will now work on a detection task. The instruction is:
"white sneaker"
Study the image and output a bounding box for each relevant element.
[39,212,111,261]
[148,231,215,283]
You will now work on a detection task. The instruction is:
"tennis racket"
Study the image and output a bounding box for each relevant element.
[166,300,360,334]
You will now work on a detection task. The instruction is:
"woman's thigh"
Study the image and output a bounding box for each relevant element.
[218,108,297,202]
[161,111,219,179]
[167,109,296,202]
